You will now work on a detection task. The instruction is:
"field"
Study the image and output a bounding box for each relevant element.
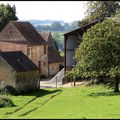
[0,84,120,119]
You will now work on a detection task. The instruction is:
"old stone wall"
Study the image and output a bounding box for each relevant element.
[16,71,39,93]
[0,42,48,77]
[0,22,49,77]
[0,22,26,42]
[0,56,39,93]
[0,41,27,55]
[28,45,48,77]
[48,62,63,76]
[0,57,16,90]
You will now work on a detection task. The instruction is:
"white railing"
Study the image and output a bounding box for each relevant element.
[48,68,64,85]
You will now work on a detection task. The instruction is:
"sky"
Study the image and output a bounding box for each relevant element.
[0,1,87,23]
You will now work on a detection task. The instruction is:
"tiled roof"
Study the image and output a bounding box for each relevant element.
[48,47,63,63]
[40,32,50,42]
[0,51,38,72]
[0,21,47,45]
[40,32,58,50]
[12,21,47,45]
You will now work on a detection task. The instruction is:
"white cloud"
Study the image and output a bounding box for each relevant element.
[0,1,87,22]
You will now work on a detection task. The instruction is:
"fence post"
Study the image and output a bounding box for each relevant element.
[56,76,57,89]
[71,77,72,87]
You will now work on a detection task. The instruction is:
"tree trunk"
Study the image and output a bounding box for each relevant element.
[73,78,76,86]
[114,76,119,92]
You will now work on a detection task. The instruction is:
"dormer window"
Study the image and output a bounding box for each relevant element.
[9,30,15,41]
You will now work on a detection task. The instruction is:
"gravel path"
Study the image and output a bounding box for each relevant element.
[40,78,86,88]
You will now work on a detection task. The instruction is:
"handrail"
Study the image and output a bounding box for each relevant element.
[49,68,64,85]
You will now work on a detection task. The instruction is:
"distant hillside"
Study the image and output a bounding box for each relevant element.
[27,20,78,52]
[29,20,65,26]
[29,20,79,32]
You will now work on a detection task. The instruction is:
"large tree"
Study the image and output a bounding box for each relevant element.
[78,1,120,27]
[0,4,18,31]
[74,19,120,92]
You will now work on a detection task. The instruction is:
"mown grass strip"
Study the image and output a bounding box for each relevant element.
[4,89,44,115]
[19,90,62,116]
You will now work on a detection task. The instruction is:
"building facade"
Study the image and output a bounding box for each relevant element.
[40,32,64,76]
[0,51,38,93]
[0,21,48,76]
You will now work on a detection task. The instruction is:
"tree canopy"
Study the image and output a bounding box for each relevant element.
[0,4,18,31]
[75,19,120,78]
[73,19,120,92]
[78,1,120,27]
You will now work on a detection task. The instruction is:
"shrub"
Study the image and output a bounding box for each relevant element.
[0,97,14,108]
[0,85,18,96]
[74,19,120,92]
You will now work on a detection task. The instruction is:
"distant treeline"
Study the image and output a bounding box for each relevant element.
[52,32,64,51]
[35,21,78,32]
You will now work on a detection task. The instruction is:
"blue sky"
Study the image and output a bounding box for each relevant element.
[0,1,87,23]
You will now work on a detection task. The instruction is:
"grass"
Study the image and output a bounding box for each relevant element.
[0,84,120,119]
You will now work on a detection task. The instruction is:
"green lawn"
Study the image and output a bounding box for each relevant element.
[1,84,120,119]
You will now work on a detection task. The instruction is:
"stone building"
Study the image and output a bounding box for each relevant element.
[0,51,38,93]
[40,32,64,76]
[48,47,63,76]
[40,32,58,51]
[0,21,48,77]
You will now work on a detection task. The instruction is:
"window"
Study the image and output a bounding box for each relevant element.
[28,48,32,59]
[44,45,46,54]
[37,47,40,59]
